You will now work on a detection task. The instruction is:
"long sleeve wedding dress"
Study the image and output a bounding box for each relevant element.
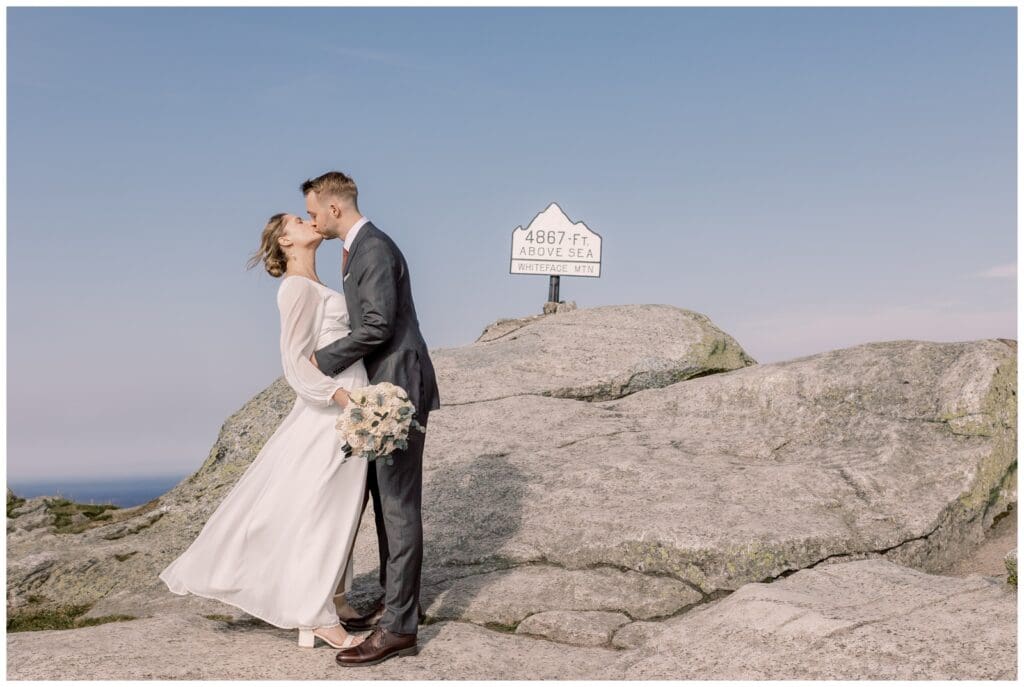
[159,275,370,631]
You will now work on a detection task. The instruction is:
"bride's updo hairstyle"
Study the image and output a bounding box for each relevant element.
[246,213,289,277]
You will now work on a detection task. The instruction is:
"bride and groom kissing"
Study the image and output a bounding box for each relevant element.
[159,170,441,668]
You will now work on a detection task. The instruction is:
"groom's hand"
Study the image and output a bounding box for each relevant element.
[309,351,320,369]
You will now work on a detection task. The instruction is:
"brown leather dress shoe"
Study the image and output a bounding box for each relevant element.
[335,627,418,667]
[341,597,426,632]
[340,595,385,632]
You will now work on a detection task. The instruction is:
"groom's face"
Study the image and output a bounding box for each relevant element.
[305,191,340,240]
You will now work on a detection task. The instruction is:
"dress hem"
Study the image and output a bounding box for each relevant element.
[158,572,340,632]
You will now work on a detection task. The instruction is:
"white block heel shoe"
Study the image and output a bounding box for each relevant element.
[298,627,366,649]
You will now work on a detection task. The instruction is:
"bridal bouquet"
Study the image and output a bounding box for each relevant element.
[335,382,426,465]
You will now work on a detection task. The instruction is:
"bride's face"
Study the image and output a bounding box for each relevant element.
[281,214,323,252]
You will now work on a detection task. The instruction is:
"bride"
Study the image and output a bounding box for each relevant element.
[159,212,370,650]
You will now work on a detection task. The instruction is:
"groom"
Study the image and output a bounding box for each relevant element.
[303,171,441,666]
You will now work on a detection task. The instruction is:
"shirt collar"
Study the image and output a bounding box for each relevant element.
[344,216,369,252]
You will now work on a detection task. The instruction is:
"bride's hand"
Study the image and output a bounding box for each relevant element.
[309,352,319,369]
[333,388,351,408]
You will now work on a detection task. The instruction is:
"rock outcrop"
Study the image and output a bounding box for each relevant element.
[609,558,1016,680]
[6,559,1015,680]
[5,304,1016,680]
[439,303,757,404]
[7,304,757,617]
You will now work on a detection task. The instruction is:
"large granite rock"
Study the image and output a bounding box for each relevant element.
[6,304,755,618]
[8,335,1016,622]
[415,338,1016,602]
[5,302,1016,679]
[7,558,1015,680]
[434,304,757,404]
[610,558,1017,680]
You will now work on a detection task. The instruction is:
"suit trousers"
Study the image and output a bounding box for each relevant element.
[349,409,429,635]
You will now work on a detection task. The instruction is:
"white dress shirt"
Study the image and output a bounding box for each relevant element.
[344,216,370,253]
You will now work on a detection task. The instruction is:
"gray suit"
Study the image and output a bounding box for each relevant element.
[314,220,440,634]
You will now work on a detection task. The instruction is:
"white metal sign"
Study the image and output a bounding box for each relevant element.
[510,203,602,278]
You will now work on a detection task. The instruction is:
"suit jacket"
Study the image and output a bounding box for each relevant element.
[313,221,441,416]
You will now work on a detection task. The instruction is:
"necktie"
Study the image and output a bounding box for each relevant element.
[343,247,350,272]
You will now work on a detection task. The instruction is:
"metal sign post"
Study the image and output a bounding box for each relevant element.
[548,275,560,303]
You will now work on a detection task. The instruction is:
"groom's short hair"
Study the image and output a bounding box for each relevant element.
[301,171,359,208]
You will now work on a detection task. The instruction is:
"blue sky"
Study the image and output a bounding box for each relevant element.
[7,7,1016,481]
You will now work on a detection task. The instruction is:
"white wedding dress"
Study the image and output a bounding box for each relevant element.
[159,275,370,630]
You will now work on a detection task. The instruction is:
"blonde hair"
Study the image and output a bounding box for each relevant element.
[301,170,358,209]
[245,213,289,278]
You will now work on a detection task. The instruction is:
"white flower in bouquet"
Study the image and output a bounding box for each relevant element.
[335,382,426,465]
